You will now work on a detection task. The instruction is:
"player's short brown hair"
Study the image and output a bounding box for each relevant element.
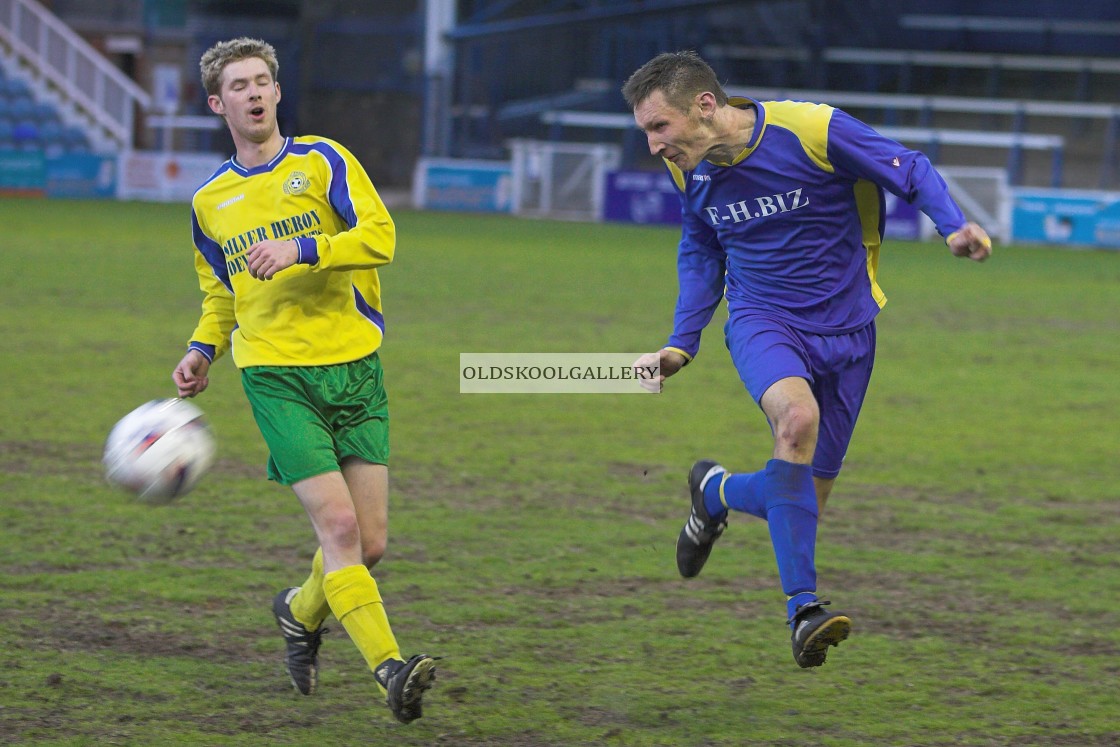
[622,50,728,112]
[199,37,279,96]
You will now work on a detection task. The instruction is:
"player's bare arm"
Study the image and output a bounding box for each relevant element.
[173,349,211,398]
[947,221,993,262]
[245,238,300,280]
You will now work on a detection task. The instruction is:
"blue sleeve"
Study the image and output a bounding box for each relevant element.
[667,202,726,359]
[826,109,967,238]
[188,342,216,362]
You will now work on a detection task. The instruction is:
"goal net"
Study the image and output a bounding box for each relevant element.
[923,166,1011,242]
[508,139,621,221]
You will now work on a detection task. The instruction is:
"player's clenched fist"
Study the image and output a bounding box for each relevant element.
[246,239,299,280]
[947,222,992,262]
[633,348,687,393]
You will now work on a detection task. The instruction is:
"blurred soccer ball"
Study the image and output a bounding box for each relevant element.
[103,398,216,503]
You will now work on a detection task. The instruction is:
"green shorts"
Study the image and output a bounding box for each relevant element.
[241,352,390,485]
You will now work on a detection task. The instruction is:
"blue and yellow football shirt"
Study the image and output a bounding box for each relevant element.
[664,98,967,360]
[188,136,394,368]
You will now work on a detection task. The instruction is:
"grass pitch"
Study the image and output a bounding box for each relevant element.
[1,198,1117,746]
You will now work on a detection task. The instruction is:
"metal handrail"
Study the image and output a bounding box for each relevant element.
[0,0,151,147]
[539,109,1069,186]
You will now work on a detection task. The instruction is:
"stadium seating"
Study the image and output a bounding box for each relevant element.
[3,76,31,98]
[12,119,40,150]
[39,120,64,145]
[33,102,59,124]
[8,96,35,121]
[0,59,92,154]
[0,117,14,147]
[632,7,1120,188]
[63,125,91,152]
[894,12,1120,57]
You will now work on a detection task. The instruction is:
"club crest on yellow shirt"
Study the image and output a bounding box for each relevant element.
[283,171,310,195]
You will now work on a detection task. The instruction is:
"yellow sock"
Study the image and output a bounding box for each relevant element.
[323,564,402,689]
[289,548,331,631]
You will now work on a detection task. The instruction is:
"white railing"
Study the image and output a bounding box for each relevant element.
[898,14,1120,37]
[718,86,1120,124]
[539,80,1120,187]
[539,110,1067,151]
[539,109,1068,186]
[707,45,1120,76]
[822,47,1120,75]
[0,0,150,147]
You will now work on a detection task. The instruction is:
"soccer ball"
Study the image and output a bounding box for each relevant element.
[103,398,216,503]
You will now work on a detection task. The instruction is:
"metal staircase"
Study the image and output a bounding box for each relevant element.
[0,0,149,151]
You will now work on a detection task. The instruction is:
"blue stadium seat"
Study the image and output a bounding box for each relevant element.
[0,118,14,143]
[32,102,59,123]
[4,77,30,98]
[39,120,64,144]
[9,96,34,120]
[12,119,40,146]
[63,126,90,151]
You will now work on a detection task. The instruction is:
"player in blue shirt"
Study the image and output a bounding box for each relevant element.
[624,51,991,668]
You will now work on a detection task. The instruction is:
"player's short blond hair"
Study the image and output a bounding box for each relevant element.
[199,37,279,95]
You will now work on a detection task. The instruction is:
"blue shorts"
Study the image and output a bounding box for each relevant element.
[724,313,876,480]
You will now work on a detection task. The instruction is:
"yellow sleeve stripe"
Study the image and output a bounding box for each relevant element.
[665,346,693,363]
[946,230,992,249]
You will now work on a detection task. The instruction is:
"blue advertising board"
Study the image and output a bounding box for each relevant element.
[0,150,46,194]
[46,153,116,198]
[882,191,922,240]
[413,158,512,213]
[1011,189,1120,248]
[603,170,680,225]
[0,151,117,197]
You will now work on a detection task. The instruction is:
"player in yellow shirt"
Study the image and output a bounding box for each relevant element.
[171,37,437,723]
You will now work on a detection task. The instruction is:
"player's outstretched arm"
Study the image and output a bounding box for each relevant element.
[173,349,211,398]
[947,222,993,262]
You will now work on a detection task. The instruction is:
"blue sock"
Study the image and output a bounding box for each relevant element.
[707,469,769,519]
[701,470,729,519]
[703,459,820,624]
[758,460,819,626]
[786,591,818,625]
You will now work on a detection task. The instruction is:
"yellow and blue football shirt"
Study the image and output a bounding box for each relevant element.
[187,135,394,368]
[664,98,967,359]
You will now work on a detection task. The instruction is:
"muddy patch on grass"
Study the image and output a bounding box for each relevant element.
[18,601,275,664]
[0,439,102,476]
[0,438,266,482]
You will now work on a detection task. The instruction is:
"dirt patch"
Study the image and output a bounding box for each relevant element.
[17,598,274,664]
[0,439,102,476]
[0,439,262,483]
